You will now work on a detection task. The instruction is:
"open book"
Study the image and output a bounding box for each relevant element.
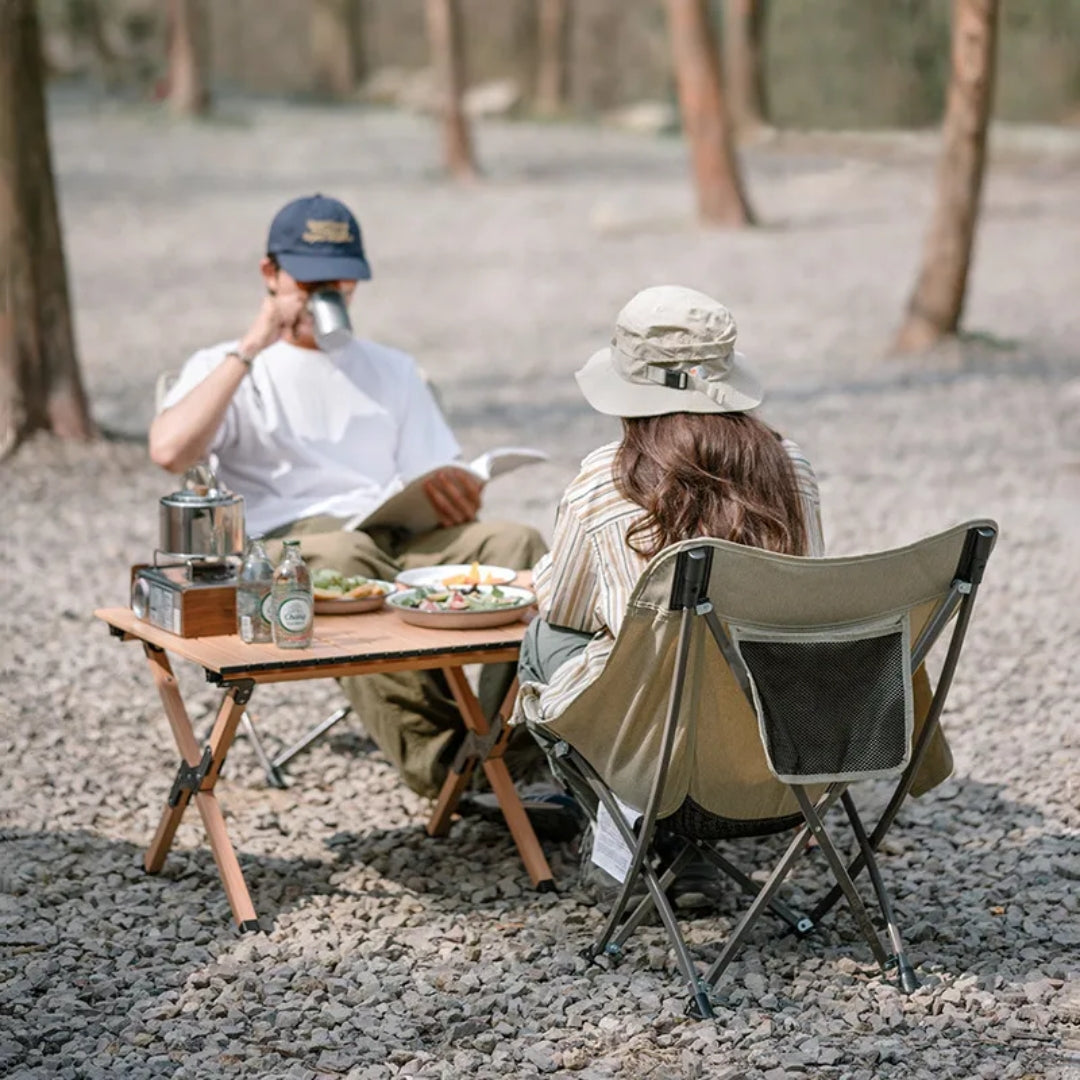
[343,447,549,535]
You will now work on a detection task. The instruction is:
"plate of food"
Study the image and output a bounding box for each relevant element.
[395,561,518,590]
[386,584,536,629]
[311,568,396,614]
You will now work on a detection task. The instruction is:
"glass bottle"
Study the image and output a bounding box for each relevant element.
[236,536,274,644]
[271,539,314,649]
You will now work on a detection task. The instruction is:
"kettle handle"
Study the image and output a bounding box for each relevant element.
[183,460,222,496]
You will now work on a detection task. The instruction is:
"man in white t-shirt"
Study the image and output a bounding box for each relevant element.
[149,194,546,798]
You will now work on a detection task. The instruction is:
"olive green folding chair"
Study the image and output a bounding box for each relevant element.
[521,520,997,1019]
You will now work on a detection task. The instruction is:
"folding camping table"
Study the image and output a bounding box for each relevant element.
[94,598,553,930]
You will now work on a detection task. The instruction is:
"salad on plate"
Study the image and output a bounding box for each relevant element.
[387,583,536,628]
[395,585,527,613]
[311,568,391,600]
[310,569,394,614]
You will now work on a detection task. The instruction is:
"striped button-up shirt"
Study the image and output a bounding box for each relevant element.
[528,437,824,724]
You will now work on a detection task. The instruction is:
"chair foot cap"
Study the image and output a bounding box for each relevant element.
[898,963,920,994]
[685,990,715,1020]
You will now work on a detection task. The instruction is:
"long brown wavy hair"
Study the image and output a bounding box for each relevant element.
[614,412,810,559]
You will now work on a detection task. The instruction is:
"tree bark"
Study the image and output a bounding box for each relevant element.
[166,0,211,118]
[425,0,479,181]
[536,0,569,117]
[895,0,999,352]
[310,0,360,101]
[0,0,94,460]
[665,0,754,226]
[723,0,767,133]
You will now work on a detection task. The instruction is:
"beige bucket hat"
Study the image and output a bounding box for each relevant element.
[575,285,763,417]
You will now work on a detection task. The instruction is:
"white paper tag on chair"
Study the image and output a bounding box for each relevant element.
[591,795,643,883]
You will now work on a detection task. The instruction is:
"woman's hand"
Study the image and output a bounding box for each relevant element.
[423,468,483,528]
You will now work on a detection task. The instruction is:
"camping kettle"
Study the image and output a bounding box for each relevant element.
[158,462,245,561]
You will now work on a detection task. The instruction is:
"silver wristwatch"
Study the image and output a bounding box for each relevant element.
[226,349,256,373]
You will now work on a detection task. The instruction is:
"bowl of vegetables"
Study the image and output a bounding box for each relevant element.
[386,584,536,629]
[311,568,395,614]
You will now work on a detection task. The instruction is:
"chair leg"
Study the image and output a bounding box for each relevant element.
[585,777,713,1019]
[612,834,815,940]
[610,843,696,949]
[807,775,910,926]
[271,705,353,771]
[702,785,846,990]
[842,792,919,993]
[696,843,814,935]
[791,787,890,971]
[702,818,816,989]
[241,712,289,789]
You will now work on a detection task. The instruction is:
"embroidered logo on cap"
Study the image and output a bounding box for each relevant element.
[302,219,354,245]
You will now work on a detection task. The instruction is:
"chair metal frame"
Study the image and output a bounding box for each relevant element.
[551,524,995,1019]
[235,704,354,788]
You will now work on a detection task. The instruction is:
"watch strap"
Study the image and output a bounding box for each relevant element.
[226,349,256,372]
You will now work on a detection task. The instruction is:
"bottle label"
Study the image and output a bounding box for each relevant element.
[277,596,312,632]
[239,615,253,641]
[260,592,274,623]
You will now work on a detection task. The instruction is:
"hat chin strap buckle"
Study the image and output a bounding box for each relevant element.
[644,365,690,390]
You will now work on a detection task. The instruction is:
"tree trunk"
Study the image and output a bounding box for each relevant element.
[536,0,569,117]
[665,0,754,226]
[895,0,999,352]
[310,0,359,101]
[0,0,94,460]
[425,0,479,181]
[723,0,767,133]
[167,0,211,118]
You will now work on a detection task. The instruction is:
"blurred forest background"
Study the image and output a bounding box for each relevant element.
[38,0,1080,127]
[3,0,1077,453]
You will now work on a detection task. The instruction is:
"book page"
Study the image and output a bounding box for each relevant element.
[349,465,472,535]
[469,447,550,482]
[343,446,548,534]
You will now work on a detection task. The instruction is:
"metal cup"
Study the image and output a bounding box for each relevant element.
[307,288,353,352]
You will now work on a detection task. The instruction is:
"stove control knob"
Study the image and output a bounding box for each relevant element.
[131,575,150,620]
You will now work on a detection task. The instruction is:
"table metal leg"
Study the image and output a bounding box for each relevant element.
[141,644,260,931]
[432,669,555,891]
[240,711,289,789]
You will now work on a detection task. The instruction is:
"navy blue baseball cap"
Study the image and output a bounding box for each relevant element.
[266,194,371,282]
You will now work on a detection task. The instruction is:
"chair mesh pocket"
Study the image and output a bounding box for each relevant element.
[733,617,913,784]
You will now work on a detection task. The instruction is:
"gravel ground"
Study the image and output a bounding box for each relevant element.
[1,99,1079,1079]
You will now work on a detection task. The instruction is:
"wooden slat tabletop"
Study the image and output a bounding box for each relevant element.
[95,605,528,684]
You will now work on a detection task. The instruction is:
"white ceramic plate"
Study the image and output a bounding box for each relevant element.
[386,585,536,630]
[312,580,395,615]
[394,564,518,590]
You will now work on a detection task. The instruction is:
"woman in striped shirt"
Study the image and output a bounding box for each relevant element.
[516,288,823,891]
[518,285,823,727]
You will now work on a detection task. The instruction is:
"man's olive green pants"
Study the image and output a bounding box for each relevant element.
[265,516,548,798]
